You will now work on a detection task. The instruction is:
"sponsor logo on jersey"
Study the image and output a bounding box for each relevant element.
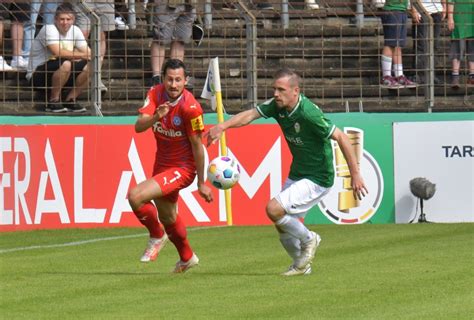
[190,115,204,131]
[285,135,304,145]
[153,122,183,137]
[173,116,182,126]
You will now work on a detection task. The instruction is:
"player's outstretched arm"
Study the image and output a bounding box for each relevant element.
[205,108,261,146]
[331,128,368,200]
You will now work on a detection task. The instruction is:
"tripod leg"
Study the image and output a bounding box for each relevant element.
[418,199,427,223]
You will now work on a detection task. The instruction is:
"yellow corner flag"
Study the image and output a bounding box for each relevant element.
[201,57,233,225]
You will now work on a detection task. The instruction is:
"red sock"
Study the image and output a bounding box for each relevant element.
[164,215,193,262]
[133,202,164,239]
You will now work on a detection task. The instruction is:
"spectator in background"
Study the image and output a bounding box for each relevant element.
[26,3,91,113]
[379,0,417,89]
[115,0,129,31]
[150,1,197,87]
[410,0,445,84]
[0,2,30,70]
[253,1,274,10]
[0,8,13,71]
[305,0,320,10]
[447,0,474,88]
[73,0,116,92]
[23,1,61,66]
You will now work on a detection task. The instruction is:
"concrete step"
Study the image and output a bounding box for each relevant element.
[3,76,471,102]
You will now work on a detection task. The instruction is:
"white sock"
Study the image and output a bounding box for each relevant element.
[393,63,403,77]
[279,232,301,261]
[275,215,312,243]
[381,55,392,77]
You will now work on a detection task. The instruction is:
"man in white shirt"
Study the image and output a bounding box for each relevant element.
[27,3,91,113]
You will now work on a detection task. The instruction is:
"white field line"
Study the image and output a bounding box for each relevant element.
[0,226,224,254]
[0,233,147,254]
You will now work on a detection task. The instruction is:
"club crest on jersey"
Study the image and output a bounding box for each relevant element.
[190,115,204,131]
[173,116,182,126]
[294,122,301,133]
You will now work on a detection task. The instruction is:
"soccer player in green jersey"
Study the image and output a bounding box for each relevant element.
[206,68,368,276]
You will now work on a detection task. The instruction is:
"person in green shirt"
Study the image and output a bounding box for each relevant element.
[206,68,368,276]
[447,0,474,87]
[380,0,417,89]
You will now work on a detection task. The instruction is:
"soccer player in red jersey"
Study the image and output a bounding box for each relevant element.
[128,59,213,273]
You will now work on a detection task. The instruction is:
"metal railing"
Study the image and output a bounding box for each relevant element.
[78,0,103,116]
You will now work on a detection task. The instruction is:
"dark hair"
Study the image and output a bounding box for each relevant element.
[55,2,76,18]
[274,67,301,88]
[162,59,188,78]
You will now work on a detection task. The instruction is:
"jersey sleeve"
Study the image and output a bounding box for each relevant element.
[138,87,157,116]
[256,98,277,119]
[182,96,204,136]
[306,103,336,139]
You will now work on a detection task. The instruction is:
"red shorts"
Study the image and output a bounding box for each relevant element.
[152,167,196,203]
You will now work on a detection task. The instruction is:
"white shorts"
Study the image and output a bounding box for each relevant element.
[275,178,331,218]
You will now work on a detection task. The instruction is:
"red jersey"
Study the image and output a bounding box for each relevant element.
[139,85,205,172]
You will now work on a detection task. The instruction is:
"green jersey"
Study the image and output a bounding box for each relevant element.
[257,94,336,188]
[448,0,474,39]
[384,0,409,11]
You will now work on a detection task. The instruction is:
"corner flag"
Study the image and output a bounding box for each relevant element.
[201,57,233,225]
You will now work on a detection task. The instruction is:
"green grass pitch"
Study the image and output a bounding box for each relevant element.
[1,224,473,319]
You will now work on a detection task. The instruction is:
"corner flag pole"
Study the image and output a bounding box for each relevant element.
[204,58,233,226]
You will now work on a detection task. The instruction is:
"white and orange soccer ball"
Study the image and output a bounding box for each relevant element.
[207,156,240,190]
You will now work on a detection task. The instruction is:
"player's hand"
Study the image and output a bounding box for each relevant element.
[155,102,170,119]
[198,182,213,203]
[205,124,224,147]
[351,173,368,201]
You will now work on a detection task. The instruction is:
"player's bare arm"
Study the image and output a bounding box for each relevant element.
[205,108,261,146]
[134,102,170,133]
[331,127,368,200]
[189,133,213,203]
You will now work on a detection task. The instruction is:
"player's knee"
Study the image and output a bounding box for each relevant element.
[266,199,284,222]
[127,188,141,210]
[158,213,176,226]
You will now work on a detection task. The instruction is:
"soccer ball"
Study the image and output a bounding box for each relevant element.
[207,156,240,190]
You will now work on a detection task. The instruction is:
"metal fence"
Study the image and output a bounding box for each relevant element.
[0,0,472,115]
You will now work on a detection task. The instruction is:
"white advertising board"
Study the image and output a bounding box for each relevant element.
[394,121,474,223]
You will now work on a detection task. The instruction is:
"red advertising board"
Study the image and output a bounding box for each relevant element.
[0,124,290,231]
